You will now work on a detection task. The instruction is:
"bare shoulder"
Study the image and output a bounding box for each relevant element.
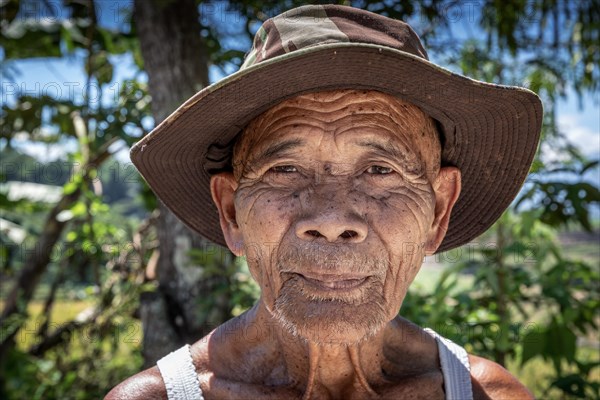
[469,355,534,400]
[104,366,167,400]
[105,334,215,400]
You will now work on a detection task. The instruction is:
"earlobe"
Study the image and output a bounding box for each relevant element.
[210,172,245,256]
[425,167,461,255]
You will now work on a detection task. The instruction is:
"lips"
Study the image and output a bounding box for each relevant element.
[296,273,368,291]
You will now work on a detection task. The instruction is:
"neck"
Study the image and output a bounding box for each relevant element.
[253,303,384,398]
[301,341,379,399]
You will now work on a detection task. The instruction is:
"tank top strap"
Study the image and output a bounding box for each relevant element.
[156,344,204,400]
[424,328,473,400]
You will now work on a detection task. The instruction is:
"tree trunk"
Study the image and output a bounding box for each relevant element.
[134,0,232,368]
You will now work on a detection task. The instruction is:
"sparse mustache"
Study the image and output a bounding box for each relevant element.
[275,244,388,274]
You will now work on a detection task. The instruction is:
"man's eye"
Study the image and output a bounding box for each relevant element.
[270,165,298,173]
[366,165,393,174]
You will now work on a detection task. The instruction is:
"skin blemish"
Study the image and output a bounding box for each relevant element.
[369,191,391,201]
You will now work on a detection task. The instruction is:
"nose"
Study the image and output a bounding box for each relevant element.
[295,211,368,243]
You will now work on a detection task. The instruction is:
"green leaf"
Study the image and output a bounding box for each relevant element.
[70,201,87,217]
[550,374,589,397]
[60,24,75,52]
[98,28,116,53]
[87,51,114,86]
[545,320,577,365]
[0,19,62,59]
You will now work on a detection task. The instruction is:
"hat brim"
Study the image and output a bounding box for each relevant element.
[130,42,542,253]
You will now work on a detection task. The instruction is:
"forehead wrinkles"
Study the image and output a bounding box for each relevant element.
[234,90,439,178]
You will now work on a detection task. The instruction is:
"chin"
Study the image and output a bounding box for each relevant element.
[272,280,389,344]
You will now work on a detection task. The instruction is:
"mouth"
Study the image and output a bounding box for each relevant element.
[295,273,369,291]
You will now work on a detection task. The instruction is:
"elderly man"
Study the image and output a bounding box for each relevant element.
[107,5,541,399]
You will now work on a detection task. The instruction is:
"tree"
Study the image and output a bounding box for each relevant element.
[132,0,232,367]
[0,1,154,395]
[0,0,149,360]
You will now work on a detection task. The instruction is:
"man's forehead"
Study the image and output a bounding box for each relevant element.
[245,134,413,170]
[231,89,442,182]
[263,89,426,123]
[239,89,434,151]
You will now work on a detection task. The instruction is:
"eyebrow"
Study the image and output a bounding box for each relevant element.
[355,139,408,161]
[251,138,305,163]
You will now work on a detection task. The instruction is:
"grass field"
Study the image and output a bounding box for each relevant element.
[0,298,143,352]
[1,296,143,399]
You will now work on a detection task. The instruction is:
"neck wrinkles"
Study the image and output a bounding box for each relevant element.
[255,302,384,398]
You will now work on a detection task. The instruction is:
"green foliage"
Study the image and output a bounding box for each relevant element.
[1,178,151,398]
[403,210,600,398]
[481,0,599,95]
[1,292,144,400]
[1,286,145,400]
[517,160,600,231]
[1,2,152,396]
[188,246,260,318]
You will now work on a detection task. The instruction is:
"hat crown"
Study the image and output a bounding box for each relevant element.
[241,5,428,69]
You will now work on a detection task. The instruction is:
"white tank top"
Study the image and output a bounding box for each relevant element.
[157,328,473,400]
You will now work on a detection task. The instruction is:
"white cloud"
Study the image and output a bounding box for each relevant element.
[558,113,600,159]
[13,140,75,162]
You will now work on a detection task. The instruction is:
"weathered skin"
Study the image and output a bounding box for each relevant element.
[106,90,534,399]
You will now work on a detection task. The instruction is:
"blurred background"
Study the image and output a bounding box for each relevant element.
[0,0,598,398]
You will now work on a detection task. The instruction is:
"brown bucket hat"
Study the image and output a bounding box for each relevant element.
[130,4,543,253]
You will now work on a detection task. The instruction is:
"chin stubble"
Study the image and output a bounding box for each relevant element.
[271,246,392,344]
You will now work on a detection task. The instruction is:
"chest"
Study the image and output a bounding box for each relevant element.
[199,370,446,400]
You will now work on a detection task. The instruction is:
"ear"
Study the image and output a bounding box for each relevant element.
[210,172,244,256]
[425,166,461,255]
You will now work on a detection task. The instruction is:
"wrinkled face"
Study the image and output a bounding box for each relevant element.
[212,90,460,344]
